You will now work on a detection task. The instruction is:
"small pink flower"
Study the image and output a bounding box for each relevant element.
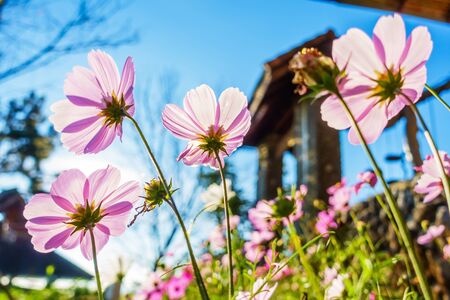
[236,278,278,300]
[323,267,338,285]
[165,274,191,300]
[443,244,450,260]
[244,240,265,263]
[321,14,432,144]
[315,210,338,237]
[223,215,240,230]
[417,224,445,245]
[414,151,450,203]
[329,186,351,213]
[354,171,377,194]
[327,178,347,195]
[162,84,251,169]
[208,226,226,251]
[281,189,305,226]
[248,200,276,232]
[23,166,140,260]
[50,50,135,154]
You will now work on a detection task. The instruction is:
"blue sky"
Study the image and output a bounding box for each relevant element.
[1,0,450,278]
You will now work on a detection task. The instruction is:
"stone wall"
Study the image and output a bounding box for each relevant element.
[353,181,450,299]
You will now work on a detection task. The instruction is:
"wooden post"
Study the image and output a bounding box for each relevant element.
[257,134,283,200]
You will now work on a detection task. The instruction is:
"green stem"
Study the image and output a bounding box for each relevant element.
[373,193,414,284]
[335,93,432,300]
[127,115,210,300]
[425,84,450,112]
[287,221,322,298]
[88,227,104,300]
[213,150,234,299]
[406,100,450,215]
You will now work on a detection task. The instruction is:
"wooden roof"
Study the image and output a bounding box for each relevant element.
[244,30,336,146]
[328,0,450,23]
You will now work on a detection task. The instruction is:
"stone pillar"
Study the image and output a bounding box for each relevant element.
[257,134,283,200]
[293,101,341,206]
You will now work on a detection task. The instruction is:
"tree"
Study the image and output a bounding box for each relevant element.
[0,0,137,84]
[0,92,54,193]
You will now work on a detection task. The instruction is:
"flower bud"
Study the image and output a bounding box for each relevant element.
[144,179,169,211]
[289,48,340,97]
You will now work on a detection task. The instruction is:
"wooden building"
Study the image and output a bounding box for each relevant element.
[327,0,450,23]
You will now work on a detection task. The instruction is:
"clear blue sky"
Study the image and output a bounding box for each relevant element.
[1,0,450,275]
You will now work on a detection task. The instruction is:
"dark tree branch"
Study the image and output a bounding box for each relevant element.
[0,0,137,83]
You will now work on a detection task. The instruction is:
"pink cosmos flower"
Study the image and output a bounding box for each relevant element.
[162,84,251,169]
[323,267,338,285]
[417,224,445,245]
[281,188,305,226]
[354,171,377,194]
[327,178,347,195]
[321,14,432,144]
[236,278,278,300]
[248,200,276,232]
[329,186,351,213]
[244,240,265,263]
[50,50,135,154]
[165,273,191,300]
[315,210,338,237]
[224,215,241,230]
[443,244,450,260]
[208,225,226,252]
[23,166,140,260]
[414,152,450,203]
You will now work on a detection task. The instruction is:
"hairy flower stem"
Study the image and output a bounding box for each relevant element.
[127,115,210,300]
[214,150,234,299]
[287,221,322,298]
[88,227,104,300]
[406,99,450,215]
[425,84,450,112]
[335,93,432,300]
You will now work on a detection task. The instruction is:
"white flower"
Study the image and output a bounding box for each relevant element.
[200,179,236,211]
[325,274,346,299]
[236,278,278,300]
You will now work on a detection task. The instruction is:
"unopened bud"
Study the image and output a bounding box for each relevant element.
[289,48,339,96]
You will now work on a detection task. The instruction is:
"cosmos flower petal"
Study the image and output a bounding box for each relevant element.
[162,104,204,139]
[50,169,86,206]
[102,181,140,207]
[88,50,120,96]
[61,231,82,250]
[62,116,101,133]
[400,26,432,75]
[402,67,427,99]
[44,228,73,250]
[117,56,135,107]
[373,14,405,68]
[80,227,110,260]
[99,214,129,236]
[64,66,104,107]
[49,100,100,133]
[23,193,68,220]
[60,118,105,154]
[332,28,383,78]
[183,84,217,131]
[87,165,121,202]
[25,222,68,253]
[321,91,375,130]
[103,201,133,216]
[218,87,249,131]
[348,104,388,145]
[84,125,118,154]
